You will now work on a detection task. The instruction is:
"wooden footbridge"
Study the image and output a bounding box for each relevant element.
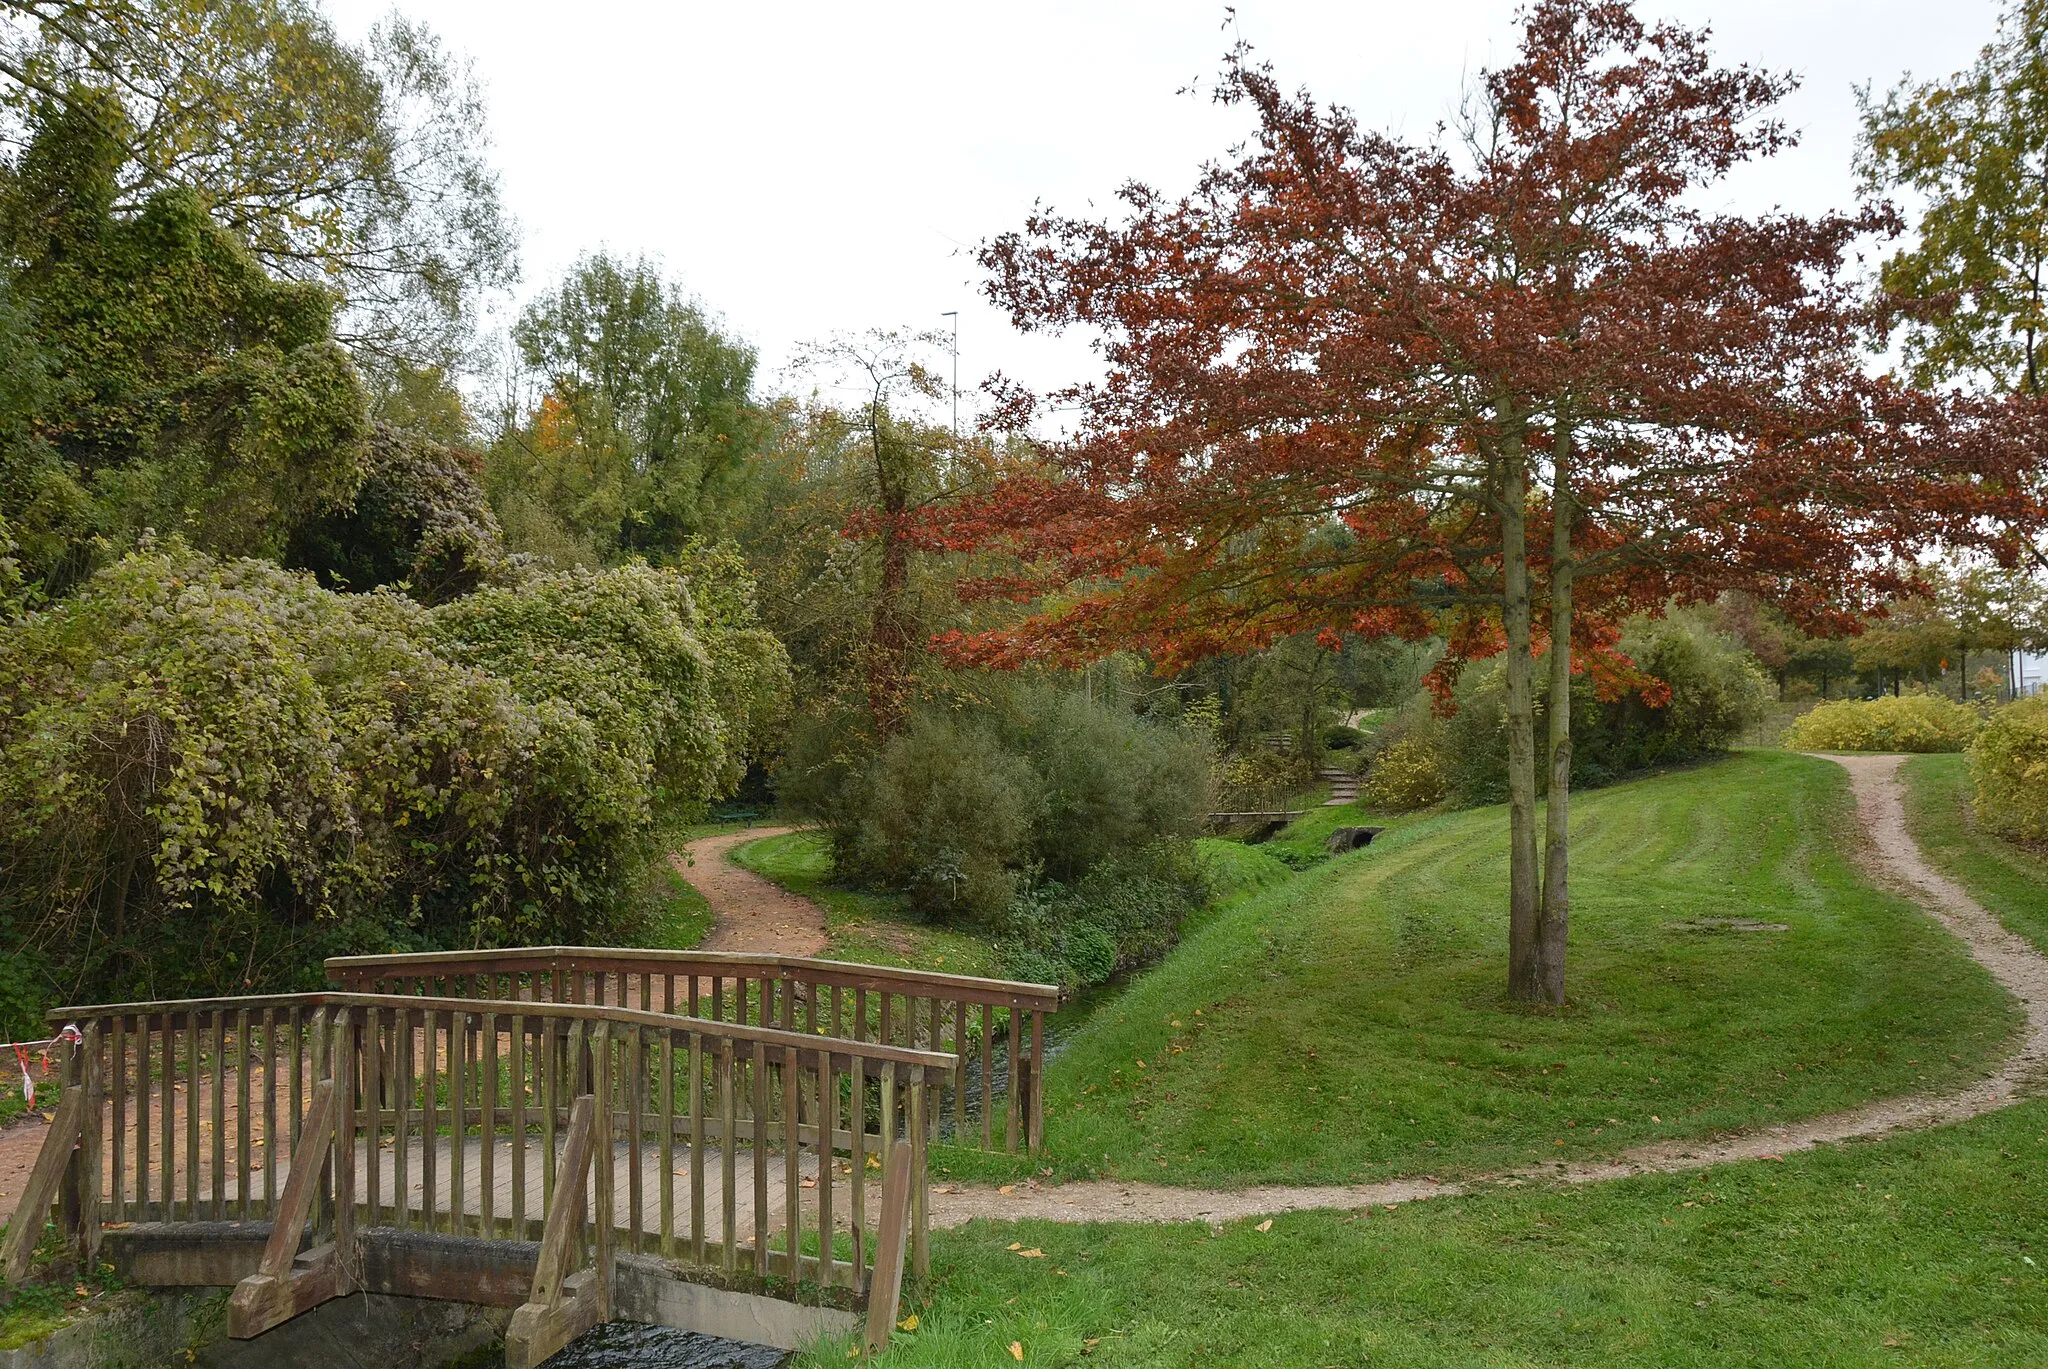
[0,949,1059,1365]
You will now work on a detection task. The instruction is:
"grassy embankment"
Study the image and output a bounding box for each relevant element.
[1901,752,2048,955]
[1028,749,2012,1187]
[798,749,2048,1366]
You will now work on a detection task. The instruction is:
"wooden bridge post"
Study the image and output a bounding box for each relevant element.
[229,1074,351,1338]
[861,1138,915,1355]
[0,1024,97,1282]
[505,1093,602,1369]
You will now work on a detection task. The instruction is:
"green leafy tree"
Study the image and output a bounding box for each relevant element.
[490,254,761,565]
[0,0,515,374]
[0,90,367,597]
[1859,1,2048,394]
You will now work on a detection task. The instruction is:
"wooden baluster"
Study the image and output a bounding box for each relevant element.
[235,1008,251,1221]
[980,1005,994,1152]
[333,1010,355,1257]
[690,1033,707,1266]
[818,1045,837,1288]
[541,1019,557,1221]
[751,1040,769,1276]
[626,1025,644,1256]
[263,1007,278,1215]
[363,1006,382,1227]
[1006,1007,1022,1153]
[910,1064,928,1279]
[718,1037,736,1275]
[184,1009,199,1220]
[1030,1011,1045,1154]
[288,1007,304,1164]
[660,1030,676,1259]
[849,1050,865,1280]
[953,999,968,1144]
[593,1024,614,1322]
[511,1015,528,1237]
[135,1016,153,1220]
[394,1009,413,1232]
[110,1015,127,1225]
[449,1010,467,1236]
[783,1045,799,1279]
[482,1011,498,1239]
[308,1010,330,1238]
[421,1008,439,1233]
[210,1010,226,1220]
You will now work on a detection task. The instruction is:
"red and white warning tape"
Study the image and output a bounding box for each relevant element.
[4,1024,81,1108]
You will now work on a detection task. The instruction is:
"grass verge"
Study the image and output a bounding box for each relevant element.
[1900,753,2048,955]
[811,1097,2048,1367]
[1034,750,2016,1187]
[730,832,998,976]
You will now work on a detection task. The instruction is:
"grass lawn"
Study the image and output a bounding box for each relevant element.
[1030,750,2017,1187]
[730,832,1001,976]
[1900,753,2048,955]
[812,1097,2048,1368]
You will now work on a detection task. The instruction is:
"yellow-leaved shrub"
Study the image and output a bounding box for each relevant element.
[1970,696,2048,841]
[1783,694,1982,753]
[1363,737,1452,811]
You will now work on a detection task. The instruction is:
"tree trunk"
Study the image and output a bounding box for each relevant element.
[1500,433,1544,1003]
[1535,428,1574,1006]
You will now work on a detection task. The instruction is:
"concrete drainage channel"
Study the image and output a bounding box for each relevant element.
[2,1276,821,1369]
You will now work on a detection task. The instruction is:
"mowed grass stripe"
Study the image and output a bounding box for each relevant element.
[1015,751,2017,1188]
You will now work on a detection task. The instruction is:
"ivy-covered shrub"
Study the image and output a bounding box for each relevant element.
[1785,693,1982,754]
[1969,696,2048,840]
[0,543,785,1009]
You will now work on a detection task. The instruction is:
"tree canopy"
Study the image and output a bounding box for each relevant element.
[0,0,515,376]
[940,0,2048,1002]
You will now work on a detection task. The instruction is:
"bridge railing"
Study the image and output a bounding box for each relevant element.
[326,947,1060,1154]
[2,989,954,1333]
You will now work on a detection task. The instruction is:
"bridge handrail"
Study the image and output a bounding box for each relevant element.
[325,946,1057,1154]
[14,985,951,1342]
[49,990,957,1071]
[326,946,1063,1012]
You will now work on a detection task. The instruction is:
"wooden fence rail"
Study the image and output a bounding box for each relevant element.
[327,947,1059,1154]
[7,989,954,1343]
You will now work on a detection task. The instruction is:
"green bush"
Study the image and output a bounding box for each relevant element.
[1785,693,1983,754]
[1362,736,1452,810]
[1969,697,2048,839]
[1440,614,1770,803]
[0,543,785,1010]
[788,681,1213,988]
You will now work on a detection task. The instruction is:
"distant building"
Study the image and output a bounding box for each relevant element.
[2018,651,2048,697]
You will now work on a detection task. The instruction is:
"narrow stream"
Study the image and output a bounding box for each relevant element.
[540,1322,791,1368]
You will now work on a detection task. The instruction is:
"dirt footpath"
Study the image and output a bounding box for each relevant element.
[928,752,2048,1228]
[672,827,829,957]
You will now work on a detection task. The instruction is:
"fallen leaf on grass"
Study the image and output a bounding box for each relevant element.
[1009,1343,1024,1361]
[898,1313,919,1331]
[1255,1219,1273,1232]
[1014,1247,1045,1258]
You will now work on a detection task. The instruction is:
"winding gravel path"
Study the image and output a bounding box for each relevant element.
[672,826,829,957]
[928,752,2048,1228]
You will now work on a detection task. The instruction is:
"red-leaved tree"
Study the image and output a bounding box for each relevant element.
[931,0,2046,1003]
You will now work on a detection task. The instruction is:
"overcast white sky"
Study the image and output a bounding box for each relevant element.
[326,1,2001,414]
